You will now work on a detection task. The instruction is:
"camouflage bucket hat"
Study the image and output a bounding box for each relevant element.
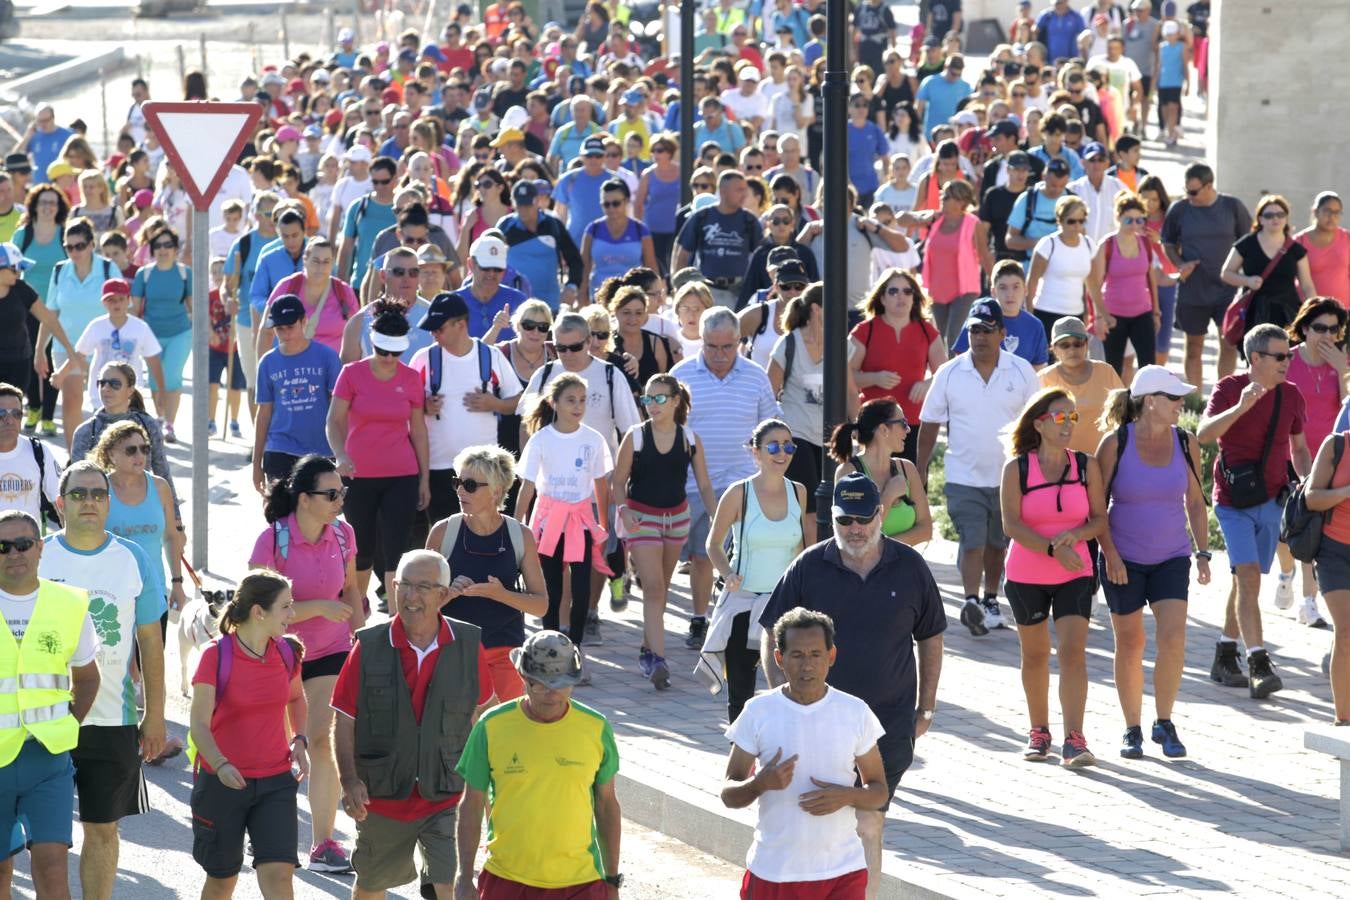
[510,630,583,689]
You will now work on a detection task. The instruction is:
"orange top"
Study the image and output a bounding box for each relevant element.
[1323,436,1350,544]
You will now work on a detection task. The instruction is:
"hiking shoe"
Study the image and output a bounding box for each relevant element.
[1061,731,1096,768]
[959,598,989,636]
[585,610,602,644]
[308,839,353,873]
[1274,572,1295,610]
[229,420,242,439]
[608,575,628,612]
[38,419,55,437]
[1248,650,1283,699]
[685,616,707,649]
[1151,719,1187,758]
[1120,726,1144,759]
[1299,596,1329,628]
[1024,726,1053,762]
[650,655,671,690]
[22,409,39,432]
[981,595,1007,630]
[164,423,176,443]
[1209,642,1249,687]
[207,420,217,437]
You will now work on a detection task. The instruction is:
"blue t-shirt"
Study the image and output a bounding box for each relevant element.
[455,284,526,341]
[249,241,305,315]
[341,196,396,287]
[223,229,265,327]
[675,206,763,281]
[27,127,74,178]
[1030,145,1085,180]
[804,40,824,66]
[554,168,611,247]
[1036,8,1086,61]
[255,340,343,457]
[952,308,1049,366]
[916,74,973,138]
[691,119,746,154]
[846,121,889,195]
[132,263,192,337]
[47,255,116,348]
[1158,41,1186,89]
[585,218,651,292]
[547,121,603,168]
[1008,188,1063,260]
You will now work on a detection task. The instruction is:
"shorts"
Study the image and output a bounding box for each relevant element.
[208,347,247,391]
[1157,86,1183,106]
[72,724,148,824]
[943,483,1008,555]
[1101,554,1191,615]
[235,322,257,390]
[191,770,299,879]
[300,649,348,681]
[478,869,607,899]
[1174,297,1229,338]
[0,741,75,854]
[483,645,525,701]
[1214,499,1282,571]
[352,806,457,892]
[1005,576,1096,626]
[1316,535,1350,594]
[624,499,691,546]
[681,483,727,562]
[261,451,303,482]
[874,729,915,811]
[150,329,192,392]
[741,868,867,900]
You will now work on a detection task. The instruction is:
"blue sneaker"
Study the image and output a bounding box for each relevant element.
[1120,726,1144,759]
[1151,719,1187,758]
[207,420,217,437]
[638,647,655,679]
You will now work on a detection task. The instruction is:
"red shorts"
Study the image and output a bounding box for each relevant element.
[479,869,608,899]
[740,868,868,899]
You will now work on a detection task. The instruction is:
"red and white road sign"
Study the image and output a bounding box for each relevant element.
[142,102,262,210]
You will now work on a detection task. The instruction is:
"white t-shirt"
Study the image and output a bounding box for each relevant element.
[518,423,612,504]
[0,438,62,524]
[209,224,245,261]
[330,176,374,227]
[207,165,254,230]
[0,587,98,668]
[520,357,642,459]
[1032,234,1096,315]
[409,340,522,471]
[641,314,681,343]
[725,686,885,883]
[722,87,770,125]
[75,314,163,410]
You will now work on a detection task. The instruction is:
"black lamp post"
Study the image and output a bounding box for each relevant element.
[679,0,695,206]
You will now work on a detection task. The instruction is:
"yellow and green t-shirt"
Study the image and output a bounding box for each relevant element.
[456,699,619,889]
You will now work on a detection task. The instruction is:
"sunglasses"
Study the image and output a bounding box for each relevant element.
[1260,210,1288,220]
[1254,350,1294,362]
[121,443,148,457]
[451,476,487,493]
[557,340,587,353]
[1186,187,1201,197]
[1309,322,1342,335]
[518,319,550,333]
[387,267,420,278]
[372,177,393,186]
[63,240,89,252]
[0,537,37,554]
[888,417,911,431]
[1036,411,1080,425]
[0,409,23,422]
[1120,215,1146,225]
[834,513,878,527]
[692,182,714,191]
[762,440,796,456]
[605,152,622,159]
[374,347,402,357]
[475,178,498,190]
[779,282,807,292]
[744,164,763,172]
[1055,338,1087,349]
[306,487,348,501]
[96,378,125,389]
[64,487,110,502]
[601,199,624,208]
[590,330,610,341]
[885,285,914,296]
[769,217,792,226]
[1151,392,1186,402]
[640,393,672,406]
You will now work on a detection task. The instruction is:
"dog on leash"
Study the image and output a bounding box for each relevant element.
[176,589,231,697]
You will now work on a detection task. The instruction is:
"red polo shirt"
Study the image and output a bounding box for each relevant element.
[332,617,494,821]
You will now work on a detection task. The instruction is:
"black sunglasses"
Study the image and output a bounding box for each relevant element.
[374,347,402,357]
[122,443,148,457]
[452,476,487,493]
[63,240,89,252]
[1253,350,1294,363]
[887,417,911,432]
[1309,322,1342,334]
[834,512,878,527]
[556,340,587,353]
[591,330,610,340]
[64,487,109,502]
[96,378,125,389]
[519,319,550,333]
[387,266,420,278]
[1151,392,1186,402]
[0,537,36,554]
[306,487,347,502]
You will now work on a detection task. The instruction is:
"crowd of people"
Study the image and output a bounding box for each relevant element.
[4,0,1350,897]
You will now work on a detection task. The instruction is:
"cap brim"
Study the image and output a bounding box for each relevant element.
[964,316,1000,330]
[509,646,582,689]
[268,313,303,327]
[417,313,445,331]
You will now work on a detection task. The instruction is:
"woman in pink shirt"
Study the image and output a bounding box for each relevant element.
[1296,192,1350,307]
[326,304,430,600]
[1088,192,1161,376]
[1000,387,1108,768]
[249,454,363,873]
[919,179,983,348]
[265,238,356,355]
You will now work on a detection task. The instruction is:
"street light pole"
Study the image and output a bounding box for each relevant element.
[816,0,851,533]
[678,0,695,207]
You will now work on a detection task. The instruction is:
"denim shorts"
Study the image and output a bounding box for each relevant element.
[0,741,76,855]
[1214,499,1282,571]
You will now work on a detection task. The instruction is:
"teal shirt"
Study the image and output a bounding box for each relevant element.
[11,226,66,304]
[342,196,395,288]
[132,262,193,337]
[48,254,117,351]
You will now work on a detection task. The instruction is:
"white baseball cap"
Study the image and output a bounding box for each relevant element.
[471,235,508,269]
[1129,365,1196,398]
[345,144,372,163]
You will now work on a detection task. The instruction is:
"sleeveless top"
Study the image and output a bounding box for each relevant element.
[731,478,803,594]
[746,299,781,369]
[852,455,917,537]
[1102,233,1152,317]
[613,328,669,394]
[1107,424,1192,564]
[586,218,651,291]
[1005,450,1092,585]
[108,471,166,591]
[643,170,681,234]
[445,518,525,649]
[628,422,693,510]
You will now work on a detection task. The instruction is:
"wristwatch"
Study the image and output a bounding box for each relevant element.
[290,734,309,749]
[1194,550,1213,560]
[603,873,624,888]
[917,708,935,722]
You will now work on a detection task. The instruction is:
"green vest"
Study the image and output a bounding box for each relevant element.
[353,617,480,803]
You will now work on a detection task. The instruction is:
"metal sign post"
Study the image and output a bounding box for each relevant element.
[141,101,262,571]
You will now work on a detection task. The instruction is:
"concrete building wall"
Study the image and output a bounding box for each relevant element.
[1209,0,1350,217]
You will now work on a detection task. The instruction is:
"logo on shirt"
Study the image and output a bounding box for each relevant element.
[35,629,63,657]
[0,472,34,501]
[504,753,527,775]
[554,756,585,768]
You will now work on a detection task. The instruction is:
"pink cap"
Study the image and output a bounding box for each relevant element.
[274,125,302,143]
[132,188,153,207]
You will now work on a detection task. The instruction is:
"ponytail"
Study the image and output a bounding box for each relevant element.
[219,569,291,635]
[829,398,901,462]
[827,422,860,463]
[1098,387,1143,434]
[526,373,587,435]
[128,390,146,413]
[262,454,338,524]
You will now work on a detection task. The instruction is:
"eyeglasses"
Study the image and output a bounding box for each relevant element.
[640,393,672,406]
[63,240,89,252]
[1055,338,1087,349]
[885,285,914,296]
[374,346,402,357]
[519,319,550,333]
[601,199,624,208]
[387,266,420,278]
[95,377,126,390]
[151,240,176,250]
[0,409,24,422]
[744,163,763,173]
[372,177,393,186]
[306,487,347,501]
[0,537,36,555]
[1036,411,1080,425]
[121,443,148,457]
[1151,392,1186,402]
[1062,218,1086,226]
[887,417,911,431]
[397,579,445,595]
[834,512,878,527]
[1309,322,1342,335]
[1253,350,1294,362]
[761,440,796,456]
[64,487,110,502]
[1120,215,1146,225]
[1260,210,1288,221]
[451,476,487,493]
[556,340,587,353]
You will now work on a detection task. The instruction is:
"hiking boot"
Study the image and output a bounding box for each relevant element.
[1061,731,1096,768]
[1024,726,1053,762]
[685,616,707,649]
[1248,650,1283,699]
[1120,726,1144,759]
[1151,719,1187,758]
[959,598,989,637]
[1209,642,1249,687]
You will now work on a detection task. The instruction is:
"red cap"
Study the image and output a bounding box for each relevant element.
[957,129,991,154]
[380,87,400,105]
[324,108,343,128]
[286,78,306,93]
[101,278,131,299]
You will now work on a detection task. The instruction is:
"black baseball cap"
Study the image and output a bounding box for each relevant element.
[418,291,470,331]
[986,120,1020,141]
[776,260,808,286]
[767,245,801,267]
[4,153,32,174]
[512,179,538,206]
[832,473,882,519]
[1046,158,1071,177]
[267,294,306,326]
[1006,150,1033,170]
[965,297,1004,330]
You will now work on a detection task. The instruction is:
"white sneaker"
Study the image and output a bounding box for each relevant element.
[1274,573,1295,610]
[981,596,1008,630]
[1299,596,1329,628]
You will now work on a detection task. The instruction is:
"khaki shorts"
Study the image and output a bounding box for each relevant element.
[352,805,457,892]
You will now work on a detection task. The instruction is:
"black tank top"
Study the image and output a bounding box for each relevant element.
[614,329,669,396]
[445,519,524,648]
[628,421,692,509]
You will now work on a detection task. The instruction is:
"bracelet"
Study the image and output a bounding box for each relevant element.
[215,758,231,771]
[1194,550,1213,560]
[290,734,309,749]
[171,577,184,583]
[1046,542,1055,557]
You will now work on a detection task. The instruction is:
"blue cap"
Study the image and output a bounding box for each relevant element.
[1082,141,1109,160]
[0,242,34,271]
[621,88,644,105]
[421,45,446,62]
[419,291,470,331]
[964,297,1004,330]
[582,136,606,156]
[832,473,882,519]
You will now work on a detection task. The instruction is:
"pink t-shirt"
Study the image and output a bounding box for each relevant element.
[1298,228,1350,307]
[1102,233,1153,316]
[333,359,422,478]
[1286,350,1341,454]
[268,272,356,355]
[1005,451,1093,585]
[249,515,357,662]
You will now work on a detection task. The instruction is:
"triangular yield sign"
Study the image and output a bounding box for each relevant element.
[142,102,262,210]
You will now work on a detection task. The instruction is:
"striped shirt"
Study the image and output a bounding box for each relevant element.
[670,353,782,492]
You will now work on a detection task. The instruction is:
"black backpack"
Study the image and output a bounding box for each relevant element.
[1282,433,1345,563]
[1017,449,1089,511]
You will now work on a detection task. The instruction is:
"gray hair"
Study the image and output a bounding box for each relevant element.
[553,312,590,340]
[1243,323,1289,360]
[0,510,39,539]
[699,307,738,338]
[397,549,451,585]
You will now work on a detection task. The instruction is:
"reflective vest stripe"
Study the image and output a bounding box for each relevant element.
[0,714,19,729]
[19,674,69,691]
[22,703,71,724]
[0,678,16,693]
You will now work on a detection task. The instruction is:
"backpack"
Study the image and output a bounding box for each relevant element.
[1104,424,1207,506]
[438,513,525,568]
[1017,449,1090,505]
[53,258,114,290]
[1282,433,1345,563]
[538,359,616,423]
[273,518,352,563]
[29,437,61,532]
[187,633,299,768]
[429,339,498,402]
[1103,232,1156,270]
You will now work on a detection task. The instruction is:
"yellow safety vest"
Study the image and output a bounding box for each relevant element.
[0,580,90,766]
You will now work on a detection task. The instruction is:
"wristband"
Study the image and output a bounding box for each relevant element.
[1046,542,1055,557]
[171,577,184,583]
[1194,550,1212,560]
[290,734,309,749]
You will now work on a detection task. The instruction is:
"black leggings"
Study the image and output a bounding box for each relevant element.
[1103,312,1156,376]
[343,474,419,572]
[540,529,593,646]
[726,611,761,723]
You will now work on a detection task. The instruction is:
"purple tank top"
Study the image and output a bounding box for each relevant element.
[1107,423,1193,564]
